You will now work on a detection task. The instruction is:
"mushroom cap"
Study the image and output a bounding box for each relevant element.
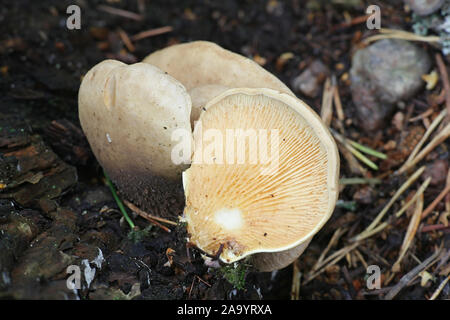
[188,84,230,125]
[143,41,293,95]
[79,60,192,180]
[250,237,312,272]
[183,88,339,266]
[78,60,192,217]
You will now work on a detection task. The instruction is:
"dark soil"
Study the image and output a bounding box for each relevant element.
[0,0,449,300]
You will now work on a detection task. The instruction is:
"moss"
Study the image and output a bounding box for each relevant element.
[127,225,153,243]
[219,261,251,290]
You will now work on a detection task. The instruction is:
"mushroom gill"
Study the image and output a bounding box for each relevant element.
[183,88,339,271]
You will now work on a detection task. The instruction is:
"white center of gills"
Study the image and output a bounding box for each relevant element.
[214,208,243,230]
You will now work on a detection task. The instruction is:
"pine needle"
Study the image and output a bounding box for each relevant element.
[348,140,387,159]
[351,166,426,241]
[392,193,424,273]
[364,28,440,44]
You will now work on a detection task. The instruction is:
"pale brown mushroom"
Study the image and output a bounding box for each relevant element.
[182,88,339,271]
[143,41,294,123]
[78,60,192,218]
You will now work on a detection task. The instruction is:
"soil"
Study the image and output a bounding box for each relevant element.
[0,0,449,300]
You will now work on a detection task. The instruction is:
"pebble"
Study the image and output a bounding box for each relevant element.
[292,59,329,98]
[405,0,444,16]
[350,39,430,131]
[353,186,375,204]
[423,159,449,186]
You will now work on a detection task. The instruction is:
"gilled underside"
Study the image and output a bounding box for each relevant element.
[184,91,333,263]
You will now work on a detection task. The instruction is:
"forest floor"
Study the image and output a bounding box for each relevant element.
[0,0,449,300]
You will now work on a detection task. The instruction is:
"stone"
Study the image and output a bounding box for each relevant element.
[350,39,430,131]
[423,159,449,186]
[292,59,329,98]
[405,0,444,16]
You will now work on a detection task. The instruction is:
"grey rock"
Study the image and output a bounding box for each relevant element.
[350,39,430,131]
[292,59,329,98]
[405,0,444,16]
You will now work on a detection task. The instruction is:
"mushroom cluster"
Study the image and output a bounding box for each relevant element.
[78,41,339,272]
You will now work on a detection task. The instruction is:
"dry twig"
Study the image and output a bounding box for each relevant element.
[352,166,425,241]
[435,54,450,123]
[398,122,450,173]
[385,249,442,300]
[399,109,447,173]
[131,26,174,41]
[123,199,177,233]
[117,28,135,52]
[98,5,144,21]
[421,169,450,220]
[429,276,450,300]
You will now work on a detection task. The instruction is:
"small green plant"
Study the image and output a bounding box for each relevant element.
[127,225,153,243]
[336,199,357,211]
[103,170,135,229]
[177,220,188,229]
[219,261,250,290]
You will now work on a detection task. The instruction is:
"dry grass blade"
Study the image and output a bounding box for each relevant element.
[385,249,442,300]
[435,54,450,122]
[421,169,450,219]
[394,177,431,219]
[353,176,430,242]
[392,193,424,273]
[435,249,450,274]
[354,249,368,270]
[320,77,334,127]
[291,261,302,300]
[409,108,434,122]
[429,276,450,300]
[364,28,440,44]
[353,166,425,241]
[356,221,389,242]
[398,109,447,174]
[303,242,359,285]
[399,122,450,173]
[333,85,345,121]
[313,227,347,272]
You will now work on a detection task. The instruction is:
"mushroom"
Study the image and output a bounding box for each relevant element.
[182,88,339,272]
[78,41,295,219]
[78,60,192,219]
[143,41,294,124]
[188,84,230,126]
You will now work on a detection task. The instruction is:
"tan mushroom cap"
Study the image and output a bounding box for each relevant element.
[188,84,230,125]
[79,60,192,218]
[143,41,294,123]
[183,88,339,271]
